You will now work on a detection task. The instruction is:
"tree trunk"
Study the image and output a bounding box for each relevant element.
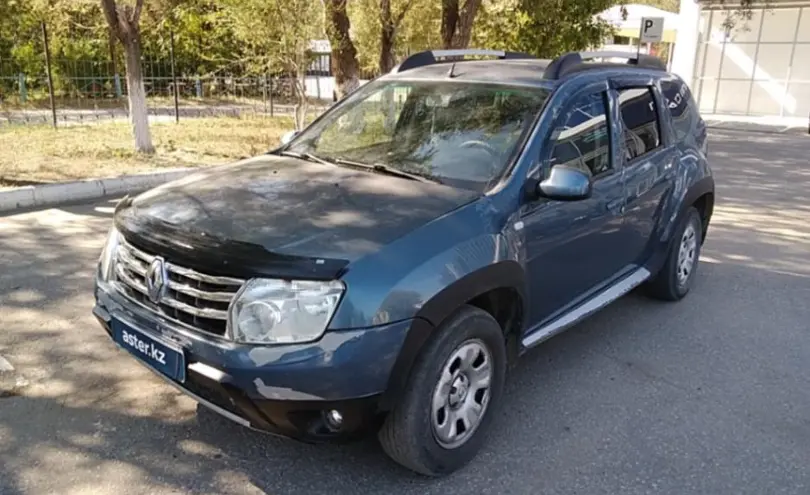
[379,23,397,73]
[441,0,460,49]
[442,0,482,49]
[293,66,308,131]
[122,34,154,154]
[100,0,153,154]
[379,0,397,74]
[452,0,482,49]
[325,0,360,100]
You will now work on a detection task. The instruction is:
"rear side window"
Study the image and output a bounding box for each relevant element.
[617,88,661,161]
[660,79,700,142]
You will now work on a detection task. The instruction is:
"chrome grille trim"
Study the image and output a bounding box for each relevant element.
[166,280,235,302]
[167,263,244,287]
[160,297,229,320]
[113,237,244,337]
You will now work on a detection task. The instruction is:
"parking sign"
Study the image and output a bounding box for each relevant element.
[639,17,665,44]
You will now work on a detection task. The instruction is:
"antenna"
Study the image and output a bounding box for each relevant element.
[447,62,457,78]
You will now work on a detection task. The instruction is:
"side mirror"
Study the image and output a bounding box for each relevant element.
[536,165,592,201]
[280,130,298,146]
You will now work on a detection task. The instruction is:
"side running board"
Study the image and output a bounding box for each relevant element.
[521,267,651,349]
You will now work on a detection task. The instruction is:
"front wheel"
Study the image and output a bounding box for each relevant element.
[646,206,703,301]
[378,305,506,476]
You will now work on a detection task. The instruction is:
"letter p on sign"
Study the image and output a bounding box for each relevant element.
[640,17,664,44]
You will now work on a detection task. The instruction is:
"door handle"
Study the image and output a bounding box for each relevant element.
[606,199,625,214]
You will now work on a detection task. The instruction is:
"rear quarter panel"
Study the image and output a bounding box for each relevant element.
[646,75,714,268]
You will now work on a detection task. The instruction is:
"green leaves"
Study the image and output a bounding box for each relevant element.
[473,0,619,58]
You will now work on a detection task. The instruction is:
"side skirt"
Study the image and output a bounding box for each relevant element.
[521,267,651,349]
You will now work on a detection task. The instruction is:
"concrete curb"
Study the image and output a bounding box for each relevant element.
[0,168,194,213]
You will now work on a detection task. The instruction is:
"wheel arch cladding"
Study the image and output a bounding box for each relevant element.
[379,261,527,410]
[683,176,714,243]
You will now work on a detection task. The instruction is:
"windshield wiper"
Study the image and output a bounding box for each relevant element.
[280,150,440,184]
[332,158,440,184]
[279,150,335,167]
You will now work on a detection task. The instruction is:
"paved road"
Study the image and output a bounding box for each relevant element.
[1,130,809,494]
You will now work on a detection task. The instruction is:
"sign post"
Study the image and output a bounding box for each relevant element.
[637,17,665,58]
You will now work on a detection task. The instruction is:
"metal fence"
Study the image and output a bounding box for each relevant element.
[0,23,334,127]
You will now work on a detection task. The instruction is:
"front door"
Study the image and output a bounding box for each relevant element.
[520,87,628,327]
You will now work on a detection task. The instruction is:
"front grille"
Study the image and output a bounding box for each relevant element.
[113,237,244,337]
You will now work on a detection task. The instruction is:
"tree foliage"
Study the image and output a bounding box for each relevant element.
[473,0,618,57]
[0,0,776,88]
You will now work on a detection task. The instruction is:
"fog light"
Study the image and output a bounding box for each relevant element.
[324,409,343,431]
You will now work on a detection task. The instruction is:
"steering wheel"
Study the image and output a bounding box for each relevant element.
[459,140,501,174]
[459,140,500,157]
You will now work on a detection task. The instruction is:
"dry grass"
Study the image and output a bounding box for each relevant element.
[0,115,298,187]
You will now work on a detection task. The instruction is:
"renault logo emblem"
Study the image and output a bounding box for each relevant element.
[145,257,168,304]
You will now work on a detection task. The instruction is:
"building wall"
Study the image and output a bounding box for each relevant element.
[693,4,810,117]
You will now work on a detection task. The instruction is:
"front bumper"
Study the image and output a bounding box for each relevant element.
[94,281,413,442]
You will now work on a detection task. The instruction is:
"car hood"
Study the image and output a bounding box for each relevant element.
[116,154,479,270]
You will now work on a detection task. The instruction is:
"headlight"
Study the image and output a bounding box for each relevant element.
[229,279,344,344]
[98,226,120,282]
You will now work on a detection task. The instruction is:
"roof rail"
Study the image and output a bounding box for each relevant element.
[544,51,667,80]
[391,49,536,74]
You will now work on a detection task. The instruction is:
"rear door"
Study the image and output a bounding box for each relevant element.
[610,81,678,266]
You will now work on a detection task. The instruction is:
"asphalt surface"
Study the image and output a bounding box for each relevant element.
[1,129,809,494]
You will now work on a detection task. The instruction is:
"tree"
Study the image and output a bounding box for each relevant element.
[226,0,320,130]
[718,0,771,32]
[379,0,415,73]
[348,0,440,76]
[100,0,154,153]
[473,0,617,58]
[324,0,360,99]
[441,0,482,49]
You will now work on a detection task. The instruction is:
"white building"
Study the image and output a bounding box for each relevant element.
[671,0,810,119]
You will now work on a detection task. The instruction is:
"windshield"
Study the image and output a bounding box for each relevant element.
[286,79,550,190]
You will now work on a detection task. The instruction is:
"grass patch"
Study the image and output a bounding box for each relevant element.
[0,115,299,187]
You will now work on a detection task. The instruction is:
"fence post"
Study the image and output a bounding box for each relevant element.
[262,73,268,115]
[41,21,57,129]
[195,77,202,98]
[169,29,180,123]
[109,28,122,98]
[269,76,274,117]
[18,73,26,103]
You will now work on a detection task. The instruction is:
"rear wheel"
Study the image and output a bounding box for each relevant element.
[646,206,703,301]
[378,305,506,476]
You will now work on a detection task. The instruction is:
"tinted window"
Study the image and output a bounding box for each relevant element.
[549,92,611,177]
[618,88,661,161]
[660,79,699,142]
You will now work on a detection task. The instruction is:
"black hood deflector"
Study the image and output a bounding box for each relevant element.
[114,154,479,280]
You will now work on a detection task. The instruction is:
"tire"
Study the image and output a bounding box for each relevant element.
[646,206,703,301]
[378,305,507,476]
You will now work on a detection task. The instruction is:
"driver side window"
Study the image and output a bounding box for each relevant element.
[547,92,612,178]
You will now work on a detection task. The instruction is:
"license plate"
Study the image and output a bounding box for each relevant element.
[112,318,186,382]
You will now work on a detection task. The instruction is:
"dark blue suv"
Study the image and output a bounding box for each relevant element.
[93,49,714,476]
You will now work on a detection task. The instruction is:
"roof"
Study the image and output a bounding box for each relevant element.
[382,50,669,87]
[384,59,555,89]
